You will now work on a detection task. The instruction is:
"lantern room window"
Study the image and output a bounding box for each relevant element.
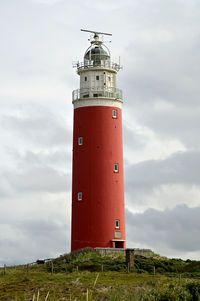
[96,75,99,80]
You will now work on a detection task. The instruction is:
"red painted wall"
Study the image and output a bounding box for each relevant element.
[71,105,126,251]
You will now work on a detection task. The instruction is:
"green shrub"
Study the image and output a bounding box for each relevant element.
[186,282,200,301]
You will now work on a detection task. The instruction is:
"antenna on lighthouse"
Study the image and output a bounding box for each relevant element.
[81,29,112,36]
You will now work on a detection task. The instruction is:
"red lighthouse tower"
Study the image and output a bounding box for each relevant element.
[71,29,126,251]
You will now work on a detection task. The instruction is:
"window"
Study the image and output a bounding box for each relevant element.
[112,109,117,118]
[115,220,120,229]
[78,137,83,145]
[84,77,87,81]
[96,75,99,80]
[78,192,82,201]
[114,163,119,173]
[108,76,111,81]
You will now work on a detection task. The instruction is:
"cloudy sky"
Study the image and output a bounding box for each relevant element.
[1,0,200,265]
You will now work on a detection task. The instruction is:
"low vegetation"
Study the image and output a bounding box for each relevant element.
[1,249,200,300]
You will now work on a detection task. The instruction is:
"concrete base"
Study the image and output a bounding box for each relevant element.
[95,248,153,256]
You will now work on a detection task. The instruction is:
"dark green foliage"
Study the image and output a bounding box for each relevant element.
[46,248,126,273]
[44,249,200,278]
[186,282,200,301]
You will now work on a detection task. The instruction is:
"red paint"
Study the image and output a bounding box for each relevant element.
[71,106,126,251]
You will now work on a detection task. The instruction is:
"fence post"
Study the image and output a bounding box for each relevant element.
[76,265,79,272]
[153,266,155,277]
[3,264,6,276]
[101,264,104,272]
[51,261,54,275]
[126,249,134,272]
[127,262,130,273]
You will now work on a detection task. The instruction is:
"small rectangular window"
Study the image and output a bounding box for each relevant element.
[78,137,83,145]
[85,77,87,81]
[108,76,111,81]
[115,220,120,229]
[96,75,99,80]
[114,163,119,173]
[112,109,117,118]
[78,192,82,201]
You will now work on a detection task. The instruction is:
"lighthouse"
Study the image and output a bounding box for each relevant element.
[71,29,126,251]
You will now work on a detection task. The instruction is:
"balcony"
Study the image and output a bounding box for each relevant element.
[72,88,123,102]
[74,61,121,72]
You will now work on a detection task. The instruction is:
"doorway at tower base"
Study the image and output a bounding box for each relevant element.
[111,240,125,248]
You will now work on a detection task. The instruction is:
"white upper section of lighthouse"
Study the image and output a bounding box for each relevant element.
[72,30,123,109]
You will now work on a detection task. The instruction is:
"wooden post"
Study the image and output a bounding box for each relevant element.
[76,265,79,272]
[101,264,104,272]
[86,289,89,301]
[51,261,54,275]
[127,262,130,273]
[3,264,6,276]
[153,266,155,277]
[126,249,134,272]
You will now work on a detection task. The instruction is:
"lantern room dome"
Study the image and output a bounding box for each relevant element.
[84,42,111,68]
[84,45,110,59]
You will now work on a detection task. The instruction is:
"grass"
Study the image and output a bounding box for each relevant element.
[1,250,200,300]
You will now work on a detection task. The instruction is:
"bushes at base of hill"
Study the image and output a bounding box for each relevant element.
[45,249,200,277]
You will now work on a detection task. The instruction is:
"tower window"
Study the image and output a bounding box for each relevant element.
[108,76,111,81]
[96,75,99,80]
[78,137,83,145]
[115,220,120,229]
[112,109,117,118]
[78,192,82,201]
[114,163,119,173]
[85,77,87,81]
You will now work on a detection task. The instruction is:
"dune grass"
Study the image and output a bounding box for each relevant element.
[1,251,200,300]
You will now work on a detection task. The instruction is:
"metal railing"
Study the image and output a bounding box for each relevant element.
[75,61,122,72]
[72,88,123,101]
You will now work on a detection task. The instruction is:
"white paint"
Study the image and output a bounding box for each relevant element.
[73,97,122,109]
[80,70,117,92]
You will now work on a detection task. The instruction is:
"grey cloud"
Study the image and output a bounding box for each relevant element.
[123,122,146,152]
[12,149,72,169]
[126,204,200,255]
[118,2,200,149]
[0,218,70,265]
[139,106,200,149]
[1,106,71,148]
[5,165,69,194]
[125,150,200,193]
